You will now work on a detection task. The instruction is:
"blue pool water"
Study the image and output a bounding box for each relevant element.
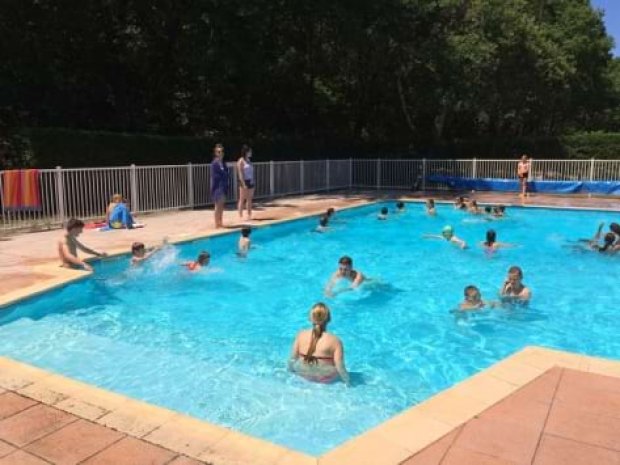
[0,202,619,454]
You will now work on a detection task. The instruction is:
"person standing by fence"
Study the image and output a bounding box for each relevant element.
[517,155,531,198]
[211,143,229,228]
[236,144,255,220]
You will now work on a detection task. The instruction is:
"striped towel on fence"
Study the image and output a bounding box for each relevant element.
[2,169,42,211]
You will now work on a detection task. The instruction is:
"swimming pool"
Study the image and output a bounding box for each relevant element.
[0,202,619,454]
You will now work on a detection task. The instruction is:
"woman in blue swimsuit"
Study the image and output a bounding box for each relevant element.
[211,144,229,229]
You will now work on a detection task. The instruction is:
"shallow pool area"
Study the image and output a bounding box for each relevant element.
[0,202,619,454]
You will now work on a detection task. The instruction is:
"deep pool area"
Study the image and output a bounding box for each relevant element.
[0,202,619,455]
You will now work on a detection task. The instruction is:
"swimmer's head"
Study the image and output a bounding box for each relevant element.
[326,208,335,217]
[471,200,478,207]
[241,227,252,238]
[338,256,353,271]
[486,229,496,244]
[131,242,146,257]
[197,251,210,265]
[309,303,331,327]
[507,265,523,282]
[464,285,481,303]
[396,201,405,210]
[381,207,388,215]
[499,205,506,212]
[485,206,492,214]
[442,225,454,239]
[112,193,123,203]
[426,199,434,207]
[610,223,620,235]
[66,218,85,234]
[319,215,329,227]
[600,232,616,252]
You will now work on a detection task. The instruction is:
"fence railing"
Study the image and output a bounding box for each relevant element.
[1,158,619,231]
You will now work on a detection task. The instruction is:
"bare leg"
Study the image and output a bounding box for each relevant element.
[214,199,225,228]
[247,188,254,219]
[238,188,245,218]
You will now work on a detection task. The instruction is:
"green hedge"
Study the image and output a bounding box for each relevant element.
[5,128,620,168]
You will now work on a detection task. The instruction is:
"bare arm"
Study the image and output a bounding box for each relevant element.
[59,241,92,271]
[324,272,339,296]
[74,239,104,257]
[333,339,350,386]
[423,234,443,240]
[451,237,467,249]
[237,159,246,187]
[351,272,365,288]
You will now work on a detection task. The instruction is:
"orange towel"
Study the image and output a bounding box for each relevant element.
[2,169,41,211]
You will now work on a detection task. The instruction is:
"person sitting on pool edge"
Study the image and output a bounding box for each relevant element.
[499,266,531,303]
[426,199,436,216]
[325,256,365,297]
[459,285,498,311]
[288,303,350,386]
[377,207,388,220]
[58,218,107,271]
[131,239,167,266]
[423,225,467,249]
[182,251,210,271]
[238,227,252,256]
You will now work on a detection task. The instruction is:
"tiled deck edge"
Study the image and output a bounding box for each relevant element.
[316,346,620,465]
[2,347,619,465]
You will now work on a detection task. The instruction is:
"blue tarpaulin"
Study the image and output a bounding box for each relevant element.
[426,175,620,196]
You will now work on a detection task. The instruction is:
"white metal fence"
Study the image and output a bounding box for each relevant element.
[1,158,619,231]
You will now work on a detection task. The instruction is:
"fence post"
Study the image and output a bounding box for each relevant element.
[300,160,305,194]
[472,157,477,179]
[529,158,534,181]
[422,158,427,191]
[349,157,353,190]
[187,163,194,208]
[55,166,66,224]
[130,164,139,212]
[376,158,381,190]
[326,160,330,191]
[231,162,238,202]
[269,161,275,197]
[589,158,595,182]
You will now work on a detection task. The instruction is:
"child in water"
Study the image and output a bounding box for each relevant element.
[377,207,388,220]
[396,202,405,213]
[424,225,467,249]
[131,238,167,266]
[238,227,252,256]
[426,199,436,216]
[182,251,210,271]
[481,229,515,252]
[315,215,329,233]
[459,285,498,310]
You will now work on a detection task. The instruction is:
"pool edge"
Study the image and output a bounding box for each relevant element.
[1,346,619,464]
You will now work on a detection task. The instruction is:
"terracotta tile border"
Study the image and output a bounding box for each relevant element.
[0,347,619,464]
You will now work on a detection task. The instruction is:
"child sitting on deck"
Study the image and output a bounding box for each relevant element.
[58,219,108,271]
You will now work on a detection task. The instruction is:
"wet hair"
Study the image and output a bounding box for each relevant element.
[131,242,145,253]
[241,227,252,237]
[485,206,492,214]
[499,205,506,212]
[339,256,353,266]
[381,207,388,215]
[326,207,335,217]
[610,223,620,235]
[485,229,496,246]
[319,215,329,227]
[197,251,210,264]
[396,201,405,209]
[304,303,331,364]
[508,266,523,279]
[426,199,434,207]
[599,232,616,252]
[239,144,251,160]
[66,218,84,231]
[464,285,480,297]
[213,143,224,156]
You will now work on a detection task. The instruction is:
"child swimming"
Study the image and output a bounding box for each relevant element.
[238,227,252,256]
[396,201,405,213]
[424,225,467,249]
[377,207,388,220]
[426,199,436,216]
[459,285,498,310]
[481,229,515,252]
[324,256,366,297]
[182,251,210,271]
[131,239,167,266]
[315,215,329,233]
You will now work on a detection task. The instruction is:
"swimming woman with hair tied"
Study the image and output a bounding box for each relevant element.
[289,303,350,386]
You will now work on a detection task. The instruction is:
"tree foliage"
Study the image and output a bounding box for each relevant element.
[0,0,617,156]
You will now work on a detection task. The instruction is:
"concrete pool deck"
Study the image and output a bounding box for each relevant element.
[1,190,620,464]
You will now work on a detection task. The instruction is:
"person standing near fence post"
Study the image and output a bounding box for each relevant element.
[517,154,531,198]
[236,144,255,220]
[211,143,229,229]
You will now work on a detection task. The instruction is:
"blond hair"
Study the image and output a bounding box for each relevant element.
[111,193,122,203]
[304,303,331,364]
